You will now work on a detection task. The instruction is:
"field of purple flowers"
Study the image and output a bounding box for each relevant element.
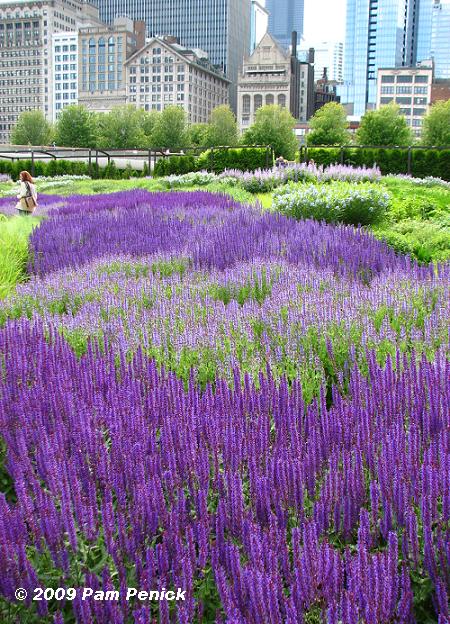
[0,189,449,623]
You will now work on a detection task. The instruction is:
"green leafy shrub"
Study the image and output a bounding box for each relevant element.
[375,220,450,263]
[273,181,390,226]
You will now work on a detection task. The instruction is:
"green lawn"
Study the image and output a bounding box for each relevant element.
[0,215,39,299]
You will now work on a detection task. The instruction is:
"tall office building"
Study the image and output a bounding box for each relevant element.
[417,0,450,79]
[301,41,344,83]
[250,0,268,52]
[342,0,450,116]
[265,0,304,50]
[52,32,78,121]
[93,0,251,111]
[0,0,101,144]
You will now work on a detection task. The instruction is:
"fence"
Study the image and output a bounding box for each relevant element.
[298,144,450,177]
[0,144,273,178]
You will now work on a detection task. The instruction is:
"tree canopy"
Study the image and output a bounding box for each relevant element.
[205,105,238,147]
[11,110,53,146]
[307,103,350,146]
[421,99,450,146]
[55,105,96,148]
[356,104,413,146]
[243,105,298,159]
[151,106,188,150]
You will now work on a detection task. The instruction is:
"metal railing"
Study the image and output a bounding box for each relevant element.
[0,144,274,177]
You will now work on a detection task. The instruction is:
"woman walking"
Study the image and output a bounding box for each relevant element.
[16,171,38,215]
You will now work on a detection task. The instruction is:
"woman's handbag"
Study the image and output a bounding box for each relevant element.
[19,182,37,212]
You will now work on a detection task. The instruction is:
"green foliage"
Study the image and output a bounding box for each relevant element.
[307,102,350,146]
[0,215,39,299]
[305,147,450,180]
[421,99,450,146]
[11,110,53,146]
[356,104,413,146]
[153,147,269,176]
[273,181,390,226]
[242,105,298,159]
[151,105,188,150]
[188,123,209,147]
[55,105,96,148]
[96,106,148,149]
[374,219,450,263]
[204,105,238,147]
[140,109,160,144]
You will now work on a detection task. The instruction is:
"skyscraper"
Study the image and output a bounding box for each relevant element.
[417,0,450,79]
[341,0,422,117]
[265,0,304,50]
[93,0,251,111]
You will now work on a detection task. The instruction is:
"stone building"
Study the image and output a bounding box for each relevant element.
[124,36,229,123]
[0,0,101,144]
[237,31,313,133]
[78,17,145,113]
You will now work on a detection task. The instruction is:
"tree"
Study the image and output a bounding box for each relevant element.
[11,110,53,146]
[151,106,188,149]
[140,110,160,144]
[188,123,209,147]
[55,105,96,147]
[421,99,450,146]
[307,102,350,146]
[96,106,147,149]
[356,104,413,146]
[242,105,298,159]
[205,105,238,147]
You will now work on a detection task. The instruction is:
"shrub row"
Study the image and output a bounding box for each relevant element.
[154,147,270,176]
[0,159,149,180]
[304,147,450,180]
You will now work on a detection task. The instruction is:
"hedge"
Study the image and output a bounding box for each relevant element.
[303,147,450,180]
[154,147,270,177]
[0,159,146,180]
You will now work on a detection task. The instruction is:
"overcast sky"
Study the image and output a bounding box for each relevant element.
[302,0,347,45]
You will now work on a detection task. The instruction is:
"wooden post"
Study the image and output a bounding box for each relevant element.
[31,151,35,176]
[95,149,99,178]
[88,149,92,177]
[407,146,412,175]
[148,149,151,176]
[340,146,344,165]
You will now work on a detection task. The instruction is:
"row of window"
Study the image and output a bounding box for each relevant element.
[381,86,428,95]
[381,74,429,84]
[242,93,286,112]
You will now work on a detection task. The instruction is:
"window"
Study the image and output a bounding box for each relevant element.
[381,75,395,83]
[254,94,262,110]
[242,94,250,113]
[265,94,274,105]
[396,86,412,94]
[396,75,413,83]
[277,94,286,107]
[414,86,427,94]
[380,97,393,105]
[396,96,411,105]
[414,75,428,83]
[381,86,394,94]
[413,108,426,116]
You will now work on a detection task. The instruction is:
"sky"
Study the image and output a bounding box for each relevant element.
[302,0,347,45]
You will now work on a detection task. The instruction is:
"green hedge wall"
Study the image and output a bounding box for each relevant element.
[304,147,450,180]
[0,159,146,180]
[153,147,270,177]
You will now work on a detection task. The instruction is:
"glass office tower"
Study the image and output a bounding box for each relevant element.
[94,0,251,111]
[342,0,422,117]
[265,0,304,50]
[417,0,450,78]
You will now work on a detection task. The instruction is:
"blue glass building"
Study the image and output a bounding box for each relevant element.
[342,0,423,117]
[417,0,450,79]
[93,0,251,110]
[265,0,304,50]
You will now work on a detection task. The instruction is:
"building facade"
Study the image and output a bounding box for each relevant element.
[78,17,145,112]
[341,0,422,117]
[93,0,251,112]
[52,31,78,121]
[250,0,268,52]
[376,62,433,137]
[0,0,101,144]
[314,68,341,112]
[265,0,304,50]
[125,37,229,123]
[237,32,313,132]
[301,41,343,83]
[417,0,450,79]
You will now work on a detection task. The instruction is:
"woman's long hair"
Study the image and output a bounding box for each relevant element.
[20,171,34,184]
